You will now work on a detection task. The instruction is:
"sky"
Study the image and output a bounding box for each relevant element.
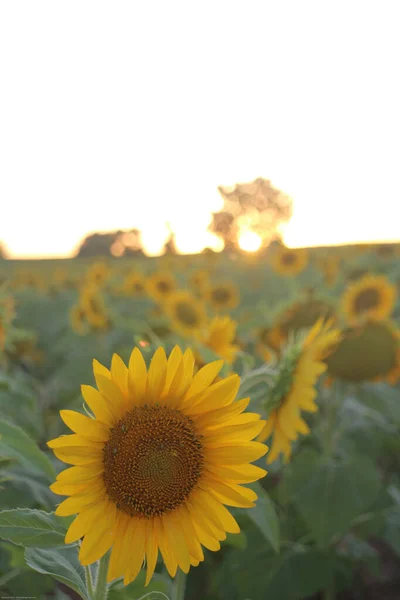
[1,1,399,258]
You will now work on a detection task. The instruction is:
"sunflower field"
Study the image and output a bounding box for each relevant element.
[1,242,400,600]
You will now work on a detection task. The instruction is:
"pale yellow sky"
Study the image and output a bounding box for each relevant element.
[1,1,399,258]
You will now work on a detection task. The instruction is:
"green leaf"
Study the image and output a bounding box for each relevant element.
[25,546,89,600]
[109,571,170,599]
[0,419,56,481]
[284,449,380,548]
[246,482,280,553]
[0,509,71,548]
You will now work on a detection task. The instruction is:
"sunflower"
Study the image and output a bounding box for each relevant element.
[256,326,285,360]
[200,316,240,365]
[189,269,210,295]
[86,262,110,287]
[326,320,400,384]
[122,272,146,297]
[317,255,341,287]
[48,346,268,585]
[70,305,87,335]
[146,272,177,303]
[341,274,396,323]
[206,281,239,312]
[276,299,337,343]
[375,243,396,259]
[164,291,207,338]
[258,320,340,464]
[79,287,110,332]
[270,246,309,276]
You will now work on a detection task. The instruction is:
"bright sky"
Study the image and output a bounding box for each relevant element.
[1,1,399,258]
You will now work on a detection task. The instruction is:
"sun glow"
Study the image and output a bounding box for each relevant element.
[238,231,262,253]
[1,3,399,258]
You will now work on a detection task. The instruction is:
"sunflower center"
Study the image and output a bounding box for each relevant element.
[353,287,380,313]
[157,281,171,294]
[281,252,296,266]
[103,405,204,518]
[212,287,231,304]
[133,282,144,293]
[175,302,199,327]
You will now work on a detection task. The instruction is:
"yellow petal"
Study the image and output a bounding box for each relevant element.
[174,506,204,563]
[193,489,240,534]
[204,463,267,484]
[60,410,110,442]
[163,346,183,395]
[48,434,102,449]
[128,348,147,404]
[56,465,104,484]
[111,353,129,398]
[145,519,159,586]
[95,375,127,420]
[169,348,195,405]
[55,485,106,516]
[205,442,268,465]
[203,480,256,508]
[79,501,117,565]
[146,347,167,403]
[65,500,108,544]
[183,375,240,416]
[204,419,265,447]
[257,412,276,443]
[93,359,111,386]
[194,397,250,431]
[107,512,132,583]
[163,513,191,574]
[81,385,115,426]
[50,481,91,496]
[52,447,103,466]
[156,518,178,578]
[124,518,146,585]
[185,360,224,399]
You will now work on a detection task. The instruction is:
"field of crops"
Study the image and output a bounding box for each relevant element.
[1,242,400,600]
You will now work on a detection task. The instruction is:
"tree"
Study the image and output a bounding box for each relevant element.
[209,177,293,251]
[76,229,144,258]
[0,242,8,260]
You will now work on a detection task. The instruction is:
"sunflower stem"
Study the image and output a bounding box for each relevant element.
[171,569,187,600]
[84,565,95,599]
[93,554,110,600]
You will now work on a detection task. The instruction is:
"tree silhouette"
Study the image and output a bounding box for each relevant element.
[0,242,8,260]
[76,229,144,258]
[209,177,293,251]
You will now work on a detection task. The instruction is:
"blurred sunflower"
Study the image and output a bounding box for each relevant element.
[342,274,396,323]
[164,291,207,338]
[256,326,284,360]
[276,299,337,343]
[122,272,146,297]
[86,262,110,287]
[206,281,239,312]
[375,243,396,259]
[48,346,268,585]
[326,320,400,384]
[70,305,87,335]
[270,246,309,276]
[345,267,369,283]
[147,272,177,303]
[189,269,210,295]
[200,316,240,364]
[258,320,340,464]
[80,287,111,332]
[317,255,341,287]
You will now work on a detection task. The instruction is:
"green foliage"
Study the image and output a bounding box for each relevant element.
[25,546,90,599]
[0,509,71,548]
[1,248,400,598]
